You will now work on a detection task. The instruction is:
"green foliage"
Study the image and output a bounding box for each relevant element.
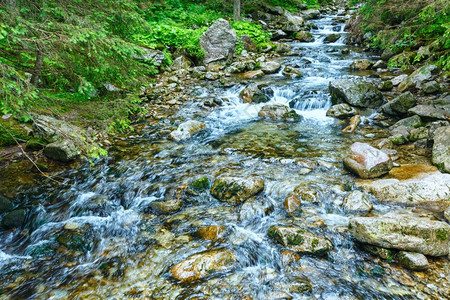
[232,21,271,54]
[133,24,207,59]
[357,0,450,70]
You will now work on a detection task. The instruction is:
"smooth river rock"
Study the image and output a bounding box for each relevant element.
[397,251,429,271]
[342,190,373,213]
[258,104,302,122]
[326,103,358,119]
[171,249,236,282]
[169,120,206,142]
[359,171,450,211]
[349,214,450,256]
[343,142,393,178]
[329,79,383,108]
[260,61,282,74]
[240,85,269,104]
[269,225,332,256]
[211,176,264,205]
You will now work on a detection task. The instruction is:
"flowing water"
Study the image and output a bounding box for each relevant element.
[0,13,448,300]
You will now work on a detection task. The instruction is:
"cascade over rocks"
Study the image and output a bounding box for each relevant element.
[343,142,393,178]
[200,18,237,65]
[349,214,450,256]
[329,79,383,108]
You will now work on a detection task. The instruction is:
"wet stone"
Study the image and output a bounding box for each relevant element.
[56,232,90,252]
[169,120,206,142]
[284,193,301,213]
[1,209,25,229]
[326,103,358,119]
[289,277,313,293]
[343,142,393,178]
[268,225,332,256]
[210,176,264,205]
[190,177,210,192]
[281,250,301,265]
[0,195,13,213]
[293,187,319,204]
[258,104,302,122]
[170,249,236,283]
[196,225,226,241]
[349,214,450,256]
[342,190,373,213]
[398,251,429,271]
[149,199,183,214]
[444,207,450,223]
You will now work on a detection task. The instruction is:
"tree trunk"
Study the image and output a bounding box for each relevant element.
[233,0,241,21]
[30,48,43,86]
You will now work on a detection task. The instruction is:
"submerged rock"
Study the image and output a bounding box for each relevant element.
[349,214,450,256]
[343,142,393,178]
[0,195,13,213]
[200,18,236,65]
[326,103,358,119]
[171,249,236,282]
[196,225,226,241]
[242,70,265,79]
[149,199,183,214]
[293,187,319,204]
[211,176,264,205]
[268,225,332,256]
[169,120,206,142]
[432,126,450,173]
[1,209,25,229]
[329,79,383,108]
[284,193,301,213]
[342,190,373,213]
[258,104,302,122]
[397,251,429,271]
[381,92,416,116]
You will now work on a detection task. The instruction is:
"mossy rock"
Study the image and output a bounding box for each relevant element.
[1,209,26,229]
[190,177,210,192]
[25,138,46,151]
[0,195,13,213]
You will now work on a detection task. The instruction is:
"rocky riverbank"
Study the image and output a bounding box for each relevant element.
[1,2,450,299]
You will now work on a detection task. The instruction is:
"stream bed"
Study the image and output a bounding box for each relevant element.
[0,13,449,300]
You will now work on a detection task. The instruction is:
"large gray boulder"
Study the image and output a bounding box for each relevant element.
[432,126,450,173]
[301,9,320,20]
[282,11,304,32]
[211,176,264,205]
[408,105,450,121]
[260,61,282,74]
[329,79,383,108]
[258,104,302,122]
[33,115,86,162]
[359,171,450,211]
[381,92,416,116]
[268,225,332,256]
[343,142,393,178]
[349,214,450,256]
[200,19,237,65]
[398,64,439,92]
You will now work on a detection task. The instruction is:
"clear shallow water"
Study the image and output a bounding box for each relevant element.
[1,14,448,300]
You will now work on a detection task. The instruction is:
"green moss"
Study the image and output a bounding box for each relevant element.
[311,238,319,248]
[436,229,448,241]
[190,177,210,192]
[287,233,304,246]
[369,265,385,276]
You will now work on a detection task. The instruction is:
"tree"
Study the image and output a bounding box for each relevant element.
[234,0,241,21]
